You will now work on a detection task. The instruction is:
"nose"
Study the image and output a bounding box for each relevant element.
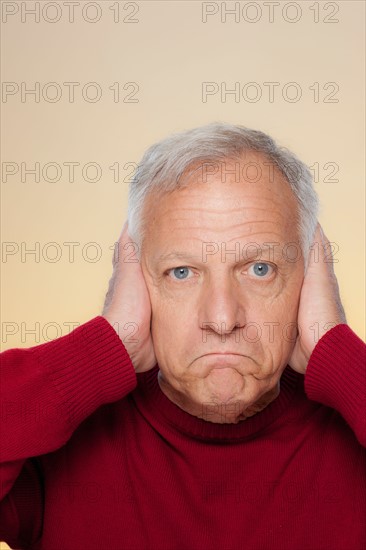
[199,275,246,338]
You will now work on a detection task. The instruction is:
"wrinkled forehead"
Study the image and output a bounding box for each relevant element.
[141,150,297,219]
[140,152,300,261]
[148,150,288,190]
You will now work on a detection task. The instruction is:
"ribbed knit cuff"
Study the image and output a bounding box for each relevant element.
[29,316,137,428]
[305,324,366,445]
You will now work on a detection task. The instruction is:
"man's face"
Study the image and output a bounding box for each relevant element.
[141,153,305,423]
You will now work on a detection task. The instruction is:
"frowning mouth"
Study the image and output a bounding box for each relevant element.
[201,352,244,357]
[189,352,254,371]
[197,352,246,365]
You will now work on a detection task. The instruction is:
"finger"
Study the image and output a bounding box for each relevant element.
[319,224,346,321]
[306,222,322,270]
[318,224,338,275]
[307,223,336,272]
[112,221,139,267]
[117,221,130,248]
[318,223,331,247]
[111,222,127,267]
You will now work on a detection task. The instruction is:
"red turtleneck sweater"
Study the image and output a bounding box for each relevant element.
[0,317,365,550]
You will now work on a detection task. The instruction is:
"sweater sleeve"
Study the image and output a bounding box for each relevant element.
[304,324,366,446]
[0,316,137,545]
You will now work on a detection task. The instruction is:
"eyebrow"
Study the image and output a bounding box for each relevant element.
[154,245,288,265]
[155,252,201,264]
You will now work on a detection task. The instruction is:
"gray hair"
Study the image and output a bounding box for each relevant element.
[127,122,319,262]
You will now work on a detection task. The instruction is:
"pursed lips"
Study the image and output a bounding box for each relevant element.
[202,352,244,356]
[198,352,245,366]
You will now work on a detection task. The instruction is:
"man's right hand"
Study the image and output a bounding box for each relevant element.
[102,222,157,373]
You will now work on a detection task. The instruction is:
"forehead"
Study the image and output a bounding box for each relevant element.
[145,152,298,253]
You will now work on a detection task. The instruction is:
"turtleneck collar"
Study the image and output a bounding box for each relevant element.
[131,365,304,442]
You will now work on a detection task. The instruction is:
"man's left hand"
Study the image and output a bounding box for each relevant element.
[289,223,347,374]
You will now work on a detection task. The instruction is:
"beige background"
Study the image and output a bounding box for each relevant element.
[0,0,365,548]
[2,1,365,351]
[1,1,365,349]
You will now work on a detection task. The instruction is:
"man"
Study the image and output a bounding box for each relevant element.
[0,122,365,549]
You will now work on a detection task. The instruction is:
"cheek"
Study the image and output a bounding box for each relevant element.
[242,282,302,354]
[149,287,196,353]
[262,292,300,323]
[242,277,301,318]
[262,292,301,353]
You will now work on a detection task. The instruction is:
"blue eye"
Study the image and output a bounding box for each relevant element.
[170,267,192,280]
[249,263,272,277]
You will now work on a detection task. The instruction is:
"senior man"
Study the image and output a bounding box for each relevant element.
[0,123,365,550]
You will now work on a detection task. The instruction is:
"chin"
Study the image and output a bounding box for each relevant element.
[204,368,247,401]
[194,378,279,424]
[193,391,246,424]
